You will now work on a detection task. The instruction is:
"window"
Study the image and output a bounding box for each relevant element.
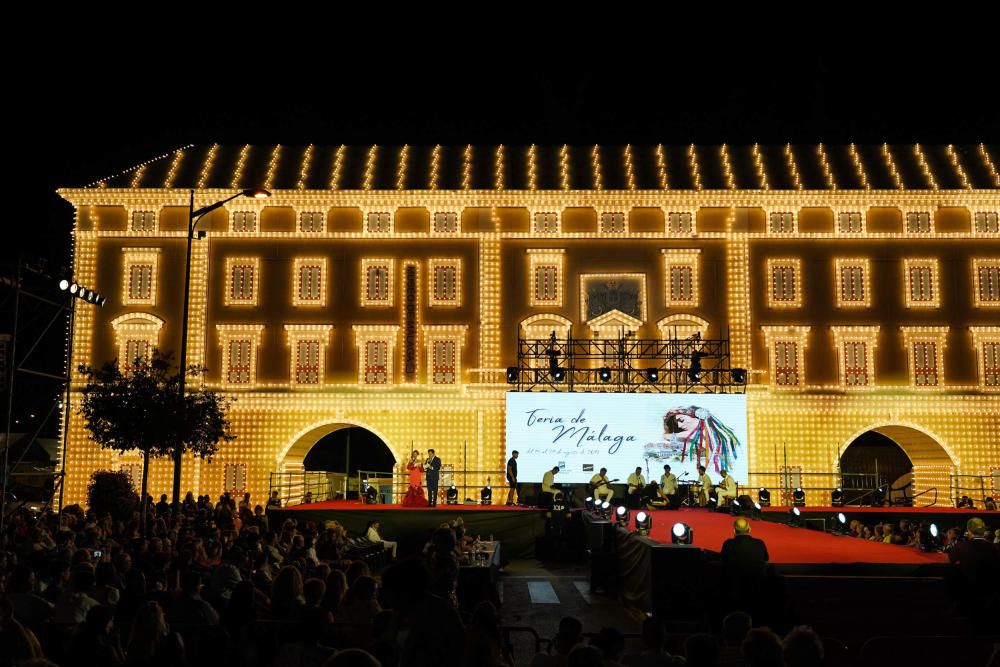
[768,211,796,234]
[123,339,150,371]
[225,257,259,306]
[431,340,456,384]
[767,259,802,308]
[231,211,257,233]
[973,259,1000,306]
[130,210,156,232]
[905,211,932,234]
[835,259,870,307]
[223,463,247,495]
[353,326,398,386]
[970,328,1000,389]
[532,212,559,234]
[900,327,948,388]
[217,325,264,387]
[285,325,332,386]
[831,326,879,389]
[111,313,164,374]
[360,259,394,306]
[528,249,565,307]
[423,325,467,386]
[121,248,161,306]
[432,211,459,234]
[762,326,810,388]
[903,259,939,308]
[428,259,461,307]
[666,211,694,234]
[365,211,392,234]
[837,211,864,234]
[662,249,700,307]
[600,212,626,234]
[974,212,999,235]
[299,211,325,233]
[293,258,326,306]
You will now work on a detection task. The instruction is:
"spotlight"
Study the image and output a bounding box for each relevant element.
[79,288,89,300]
[831,487,844,507]
[480,485,492,505]
[506,367,518,383]
[599,501,612,519]
[687,351,705,383]
[752,502,762,520]
[729,496,741,516]
[872,486,886,507]
[920,523,941,552]
[363,483,378,505]
[757,488,771,507]
[730,368,747,384]
[551,367,565,382]
[788,506,803,527]
[446,485,459,505]
[792,488,806,507]
[243,188,272,199]
[635,511,652,536]
[97,296,107,307]
[831,512,848,535]
[707,492,718,511]
[671,522,693,545]
[58,279,70,291]
[584,496,595,511]
[69,283,79,294]
[615,505,630,527]
[598,367,612,382]
[645,367,659,383]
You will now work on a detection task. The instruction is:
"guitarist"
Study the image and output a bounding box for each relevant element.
[589,468,617,503]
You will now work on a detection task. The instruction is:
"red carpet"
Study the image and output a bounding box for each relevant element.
[283,500,536,512]
[642,508,948,564]
[762,505,1000,516]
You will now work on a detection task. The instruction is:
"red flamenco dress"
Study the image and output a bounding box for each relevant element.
[402,461,428,506]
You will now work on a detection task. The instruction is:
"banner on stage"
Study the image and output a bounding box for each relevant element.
[505,392,748,484]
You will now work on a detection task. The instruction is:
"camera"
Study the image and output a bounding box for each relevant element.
[92,550,103,558]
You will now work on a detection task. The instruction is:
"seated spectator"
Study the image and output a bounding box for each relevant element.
[170,570,220,626]
[718,611,751,667]
[531,616,584,667]
[684,634,719,667]
[339,575,381,626]
[741,628,782,667]
[53,563,100,624]
[271,565,307,620]
[365,520,397,559]
[781,626,823,667]
[69,604,125,666]
[622,616,684,667]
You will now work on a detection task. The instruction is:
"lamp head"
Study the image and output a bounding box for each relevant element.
[242,188,271,199]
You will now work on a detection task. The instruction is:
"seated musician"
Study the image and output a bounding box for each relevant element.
[696,465,713,506]
[541,466,560,508]
[659,464,679,510]
[716,468,737,506]
[627,467,646,509]
[589,468,615,502]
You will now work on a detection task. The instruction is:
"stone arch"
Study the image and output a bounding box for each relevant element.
[278,419,401,472]
[519,313,573,339]
[656,314,710,339]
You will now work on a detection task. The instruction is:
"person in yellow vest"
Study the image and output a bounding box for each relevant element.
[717,469,738,506]
[659,464,679,509]
[590,468,615,503]
[627,467,646,509]
[696,465,713,506]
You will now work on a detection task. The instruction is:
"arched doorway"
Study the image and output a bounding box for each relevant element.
[839,424,955,506]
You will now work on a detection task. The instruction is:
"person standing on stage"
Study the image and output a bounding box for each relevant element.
[697,465,712,506]
[541,466,560,508]
[660,464,679,509]
[505,450,519,505]
[627,467,646,509]
[590,468,614,503]
[403,450,427,507]
[425,449,442,507]
[716,469,737,506]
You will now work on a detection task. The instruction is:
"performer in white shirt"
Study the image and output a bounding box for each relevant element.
[716,469,738,506]
[659,464,679,509]
[589,468,615,502]
[627,467,646,509]
[696,465,713,506]
[541,466,560,508]
[365,520,397,559]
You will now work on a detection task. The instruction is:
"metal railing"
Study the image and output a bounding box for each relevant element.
[738,471,906,507]
[950,474,994,507]
[268,471,347,507]
[358,467,506,504]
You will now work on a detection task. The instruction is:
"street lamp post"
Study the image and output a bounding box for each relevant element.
[172,188,270,507]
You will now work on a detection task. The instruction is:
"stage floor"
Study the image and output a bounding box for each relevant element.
[643,508,948,565]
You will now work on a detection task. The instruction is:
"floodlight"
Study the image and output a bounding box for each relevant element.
[671,522,693,544]
[635,511,652,535]
[757,488,771,507]
[615,505,630,527]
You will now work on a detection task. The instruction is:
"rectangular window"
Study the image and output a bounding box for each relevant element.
[663,249,700,307]
[912,341,939,386]
[534,265,559,302]
[975,260,1000,305]
[295,340,321,384]
[768,260,801,307]
[432,212,459,234]
[299,211,325,233]
[227,339,253,384]
[532,212,559,234]
[974,212,999,235]
[124,339,150,371]
[223,463,248,495]
[837,211,864,234]
[364,340,388,384]
[667,212,694,234]
[121,248,160,306]
[836,260,869,307]
[130,210,156,232]
[843,341,869,387]
[232,211,257,233]
[296,263,324,304]
[769,211,795,234]
[366,265,389,303]
[773,341,799,386]
[527,250,564,306]
[366,212,392,233]
[431,340,457,384]
[600,212,626,234]
[905,260,938,307]
[905,211,932,234]
[670,266,693,302]
[982,341,1000,387]
[228,262,257,305]
[430,260,460,306]
[128,264,153,302]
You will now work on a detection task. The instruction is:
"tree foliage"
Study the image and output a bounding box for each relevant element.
[78,350,236,461]
[87,470,138,521]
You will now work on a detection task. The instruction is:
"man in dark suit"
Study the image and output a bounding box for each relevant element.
[425,449,442,507]
[948,516,1000,626]
[720,517,769,613]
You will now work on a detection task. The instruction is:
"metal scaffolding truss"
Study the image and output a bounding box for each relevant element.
[509,332,746,394]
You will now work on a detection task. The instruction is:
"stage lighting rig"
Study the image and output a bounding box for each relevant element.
[757,488,771,507]
[584,496,595,511]
[687,350,706,383]
[831,487,844,507]
[446,485,459,505]
[729,496,741,516]
[362,483,378,505]
[59,278,106,307]
[506,367,518,383]
[614,505,630,527]
[831,512,848,535]
[480,485,492,505]
[671,522,693,545]
[644,367,659,383]
[792,488,806,507]
[598,367,612,382]
[707,492,718,511]
[752,502,762,520]
[920,523,942,551]
[730,368,747,384]
[871,486,886,507]
[599,501,612,519]
[634,511,652,535]
[788,506,803,527]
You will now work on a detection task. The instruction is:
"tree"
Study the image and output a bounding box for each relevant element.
[78,350,235,533]
[87,470,138,522]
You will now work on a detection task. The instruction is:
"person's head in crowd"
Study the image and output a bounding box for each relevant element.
[966,516,987,538]
[324,569,348,612]
[684,633,719,667]
[350,575,379,603]
[323,648,382,667]
[380,558,429,611]
[741,628,783,667]
[83,603,115,637]
[346,560,370,587]
[567,645,604,667]
[733,517,751,536]
[0,600,44,663]
[722,610,752,646]
[554,616,584,655]
[304,577,327,606]
[128,600,168,660]
[592,627,626,661]
[8,563,36,594]
[71,562,96,593]
[272,565,306,608]
[782,625,824,667]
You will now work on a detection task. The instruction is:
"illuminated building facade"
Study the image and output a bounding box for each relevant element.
[58,144,1000,507]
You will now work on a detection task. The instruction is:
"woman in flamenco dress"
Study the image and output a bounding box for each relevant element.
[402,449,428,506]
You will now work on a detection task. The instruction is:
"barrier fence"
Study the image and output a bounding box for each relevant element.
[357,468,507,505]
